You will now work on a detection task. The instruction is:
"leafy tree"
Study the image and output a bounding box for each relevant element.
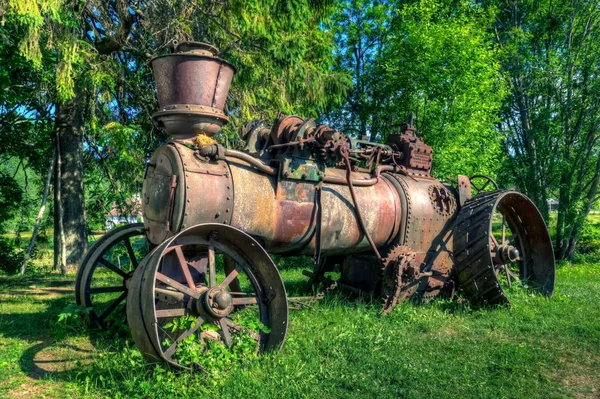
[1,0,348,271]
[328,0,506,178]
[327,0,390,138]
[491,0,600,259]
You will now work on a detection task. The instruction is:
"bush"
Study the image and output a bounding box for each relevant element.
[0,237,24,275]
[577,220,600,255]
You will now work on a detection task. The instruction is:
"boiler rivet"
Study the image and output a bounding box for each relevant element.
[226,196,230,200]
[225,209,229,213]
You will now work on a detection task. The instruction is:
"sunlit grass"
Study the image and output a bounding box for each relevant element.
[1,258,599,398]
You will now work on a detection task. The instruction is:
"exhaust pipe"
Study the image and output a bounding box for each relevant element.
[150,41,236,139]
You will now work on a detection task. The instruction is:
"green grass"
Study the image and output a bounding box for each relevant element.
[1,260,600,398]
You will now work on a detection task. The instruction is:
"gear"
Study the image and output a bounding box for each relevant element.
[380,245,417,314]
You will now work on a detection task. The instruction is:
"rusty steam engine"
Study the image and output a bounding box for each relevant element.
[76,42,555,369]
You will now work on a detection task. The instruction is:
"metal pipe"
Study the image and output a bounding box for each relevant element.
[224,149,277,175]
[322,165,402,186]
[341,148,382,261]
[199,145,277,175]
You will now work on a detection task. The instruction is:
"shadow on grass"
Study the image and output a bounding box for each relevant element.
[0,288,129,383]
[5,269,488,387]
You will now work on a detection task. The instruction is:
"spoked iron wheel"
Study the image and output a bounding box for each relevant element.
[75,223,150,328]
[469,175,499,195]
[127,224,288,369]
[453,190,555,305]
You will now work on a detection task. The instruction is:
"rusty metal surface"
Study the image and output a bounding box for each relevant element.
[380,245,417,313]
[453,190,555,305]
[457,175,472,206]
[143,142,233,245]
[382,174,457,300]
[143,144,185,244]
[385,122,433,177]
[225,158,401,255]
[151,42,236,138]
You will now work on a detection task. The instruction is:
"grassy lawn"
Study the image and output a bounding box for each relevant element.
[1,259,599,399]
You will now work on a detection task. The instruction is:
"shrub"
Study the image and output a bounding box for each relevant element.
[0,238,24,275]
[577,220,600,255]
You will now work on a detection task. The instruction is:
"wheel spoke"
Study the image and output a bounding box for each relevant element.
[156,272,200,299]
[219,266,241,290]
[223,256,242,292]
[490,234,500,251]
[507,268,521,282]
[501,215,506,245]
[98,291,127,322]
[219,319,232,348]
[156,308,187,318]
[503,264,512,288]
[124,237,138,269]
[99,258,128,278]
[89,286,125,294]
[471,182,481,193]
[232,297,258,305]
[174,247,197,292]
[480,180,490,192]
[208,245,216,288]
[163,316,205,359]
[226,318,260,341]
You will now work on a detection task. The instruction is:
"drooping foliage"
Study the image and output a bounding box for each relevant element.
[0,0,349,264]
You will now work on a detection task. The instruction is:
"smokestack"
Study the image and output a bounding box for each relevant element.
[150,41,236,139]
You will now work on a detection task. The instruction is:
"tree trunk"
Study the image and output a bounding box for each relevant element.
[21,149,55,275]
[56,129,67,274]
[53,97,88,272]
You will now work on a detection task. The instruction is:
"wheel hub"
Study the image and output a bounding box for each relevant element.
[194,287,234,318]
[497,245,519,264]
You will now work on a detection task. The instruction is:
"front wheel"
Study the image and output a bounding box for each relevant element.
[126,223,288,369]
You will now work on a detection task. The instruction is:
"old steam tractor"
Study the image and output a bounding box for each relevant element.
[76,42,555,368]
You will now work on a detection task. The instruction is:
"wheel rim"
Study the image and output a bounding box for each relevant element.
[454,191,555,305]
[127,224,288,369]
[75,223,149,328]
